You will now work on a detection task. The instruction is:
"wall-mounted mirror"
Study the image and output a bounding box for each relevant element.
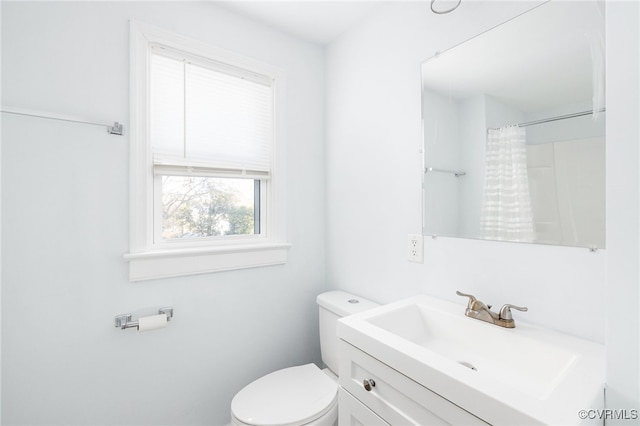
[422,1,605,249]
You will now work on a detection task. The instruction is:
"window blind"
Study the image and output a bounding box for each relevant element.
[150,48,274,175]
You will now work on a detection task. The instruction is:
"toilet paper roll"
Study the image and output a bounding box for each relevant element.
[137,313,167,332]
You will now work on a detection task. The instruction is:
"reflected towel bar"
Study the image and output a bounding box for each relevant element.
[425,167,466,177]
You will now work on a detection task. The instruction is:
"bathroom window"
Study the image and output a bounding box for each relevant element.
[126,21,289,281]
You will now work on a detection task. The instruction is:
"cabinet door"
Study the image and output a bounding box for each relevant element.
[339,388,389,426]
[340,342,488,425]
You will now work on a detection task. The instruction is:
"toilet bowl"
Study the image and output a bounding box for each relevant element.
[229,291,378,426]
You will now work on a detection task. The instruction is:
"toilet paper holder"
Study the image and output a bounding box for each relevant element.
[115,307,173,330]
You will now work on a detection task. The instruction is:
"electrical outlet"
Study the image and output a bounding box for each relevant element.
[407,234,423,263]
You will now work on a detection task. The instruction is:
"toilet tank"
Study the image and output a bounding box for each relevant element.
[316,291,379,375]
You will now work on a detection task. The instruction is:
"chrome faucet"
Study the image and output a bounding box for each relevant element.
[456,291,527,328]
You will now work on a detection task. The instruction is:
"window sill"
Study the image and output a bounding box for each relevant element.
[124,242,291,281]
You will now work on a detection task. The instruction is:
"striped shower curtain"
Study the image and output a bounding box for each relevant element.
[480,126,535,242]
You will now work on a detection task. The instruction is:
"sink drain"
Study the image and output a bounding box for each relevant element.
[458,361,477,371]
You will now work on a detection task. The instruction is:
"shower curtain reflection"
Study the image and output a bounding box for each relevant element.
[480,126,535,242]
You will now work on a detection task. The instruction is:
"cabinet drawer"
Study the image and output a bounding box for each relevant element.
[339,388,389,426]
[339,341,488,425]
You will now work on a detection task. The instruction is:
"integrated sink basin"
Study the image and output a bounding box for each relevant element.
[338,294,605,425]
[367,300,576,400]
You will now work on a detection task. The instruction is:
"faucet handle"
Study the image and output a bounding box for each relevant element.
[499,304,528,320]
[456,290,477,308]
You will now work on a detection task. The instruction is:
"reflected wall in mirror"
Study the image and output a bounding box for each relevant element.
[422,1,605,249]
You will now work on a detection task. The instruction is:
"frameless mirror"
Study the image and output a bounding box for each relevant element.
[422,1,605,249]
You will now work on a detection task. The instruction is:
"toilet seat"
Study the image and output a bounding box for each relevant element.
[230,363,338,426]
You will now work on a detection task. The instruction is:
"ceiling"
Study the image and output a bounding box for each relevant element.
[215,1,386,45]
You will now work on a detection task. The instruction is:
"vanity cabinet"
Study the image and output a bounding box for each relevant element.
[339,389,389,425]
[338,341,488,425]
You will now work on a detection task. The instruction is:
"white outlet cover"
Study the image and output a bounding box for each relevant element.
[408,234,423,263]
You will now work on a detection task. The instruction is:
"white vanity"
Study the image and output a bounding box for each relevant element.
[337,295,605,425]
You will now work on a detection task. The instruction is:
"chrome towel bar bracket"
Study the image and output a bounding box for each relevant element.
[115,307,173,330]
[107,122,124,135]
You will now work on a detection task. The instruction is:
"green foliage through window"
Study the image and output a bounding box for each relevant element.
[162,176,256,239]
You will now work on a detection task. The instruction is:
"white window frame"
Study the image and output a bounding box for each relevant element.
[125,20,289,281]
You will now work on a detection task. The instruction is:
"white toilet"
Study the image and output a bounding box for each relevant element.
[230,291,378,426]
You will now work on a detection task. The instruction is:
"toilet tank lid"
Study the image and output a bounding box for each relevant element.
[316,291,379,317]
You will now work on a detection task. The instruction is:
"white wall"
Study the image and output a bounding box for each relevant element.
[1,2,325,425]
[605,0,640,421]
[326,1,637,419]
